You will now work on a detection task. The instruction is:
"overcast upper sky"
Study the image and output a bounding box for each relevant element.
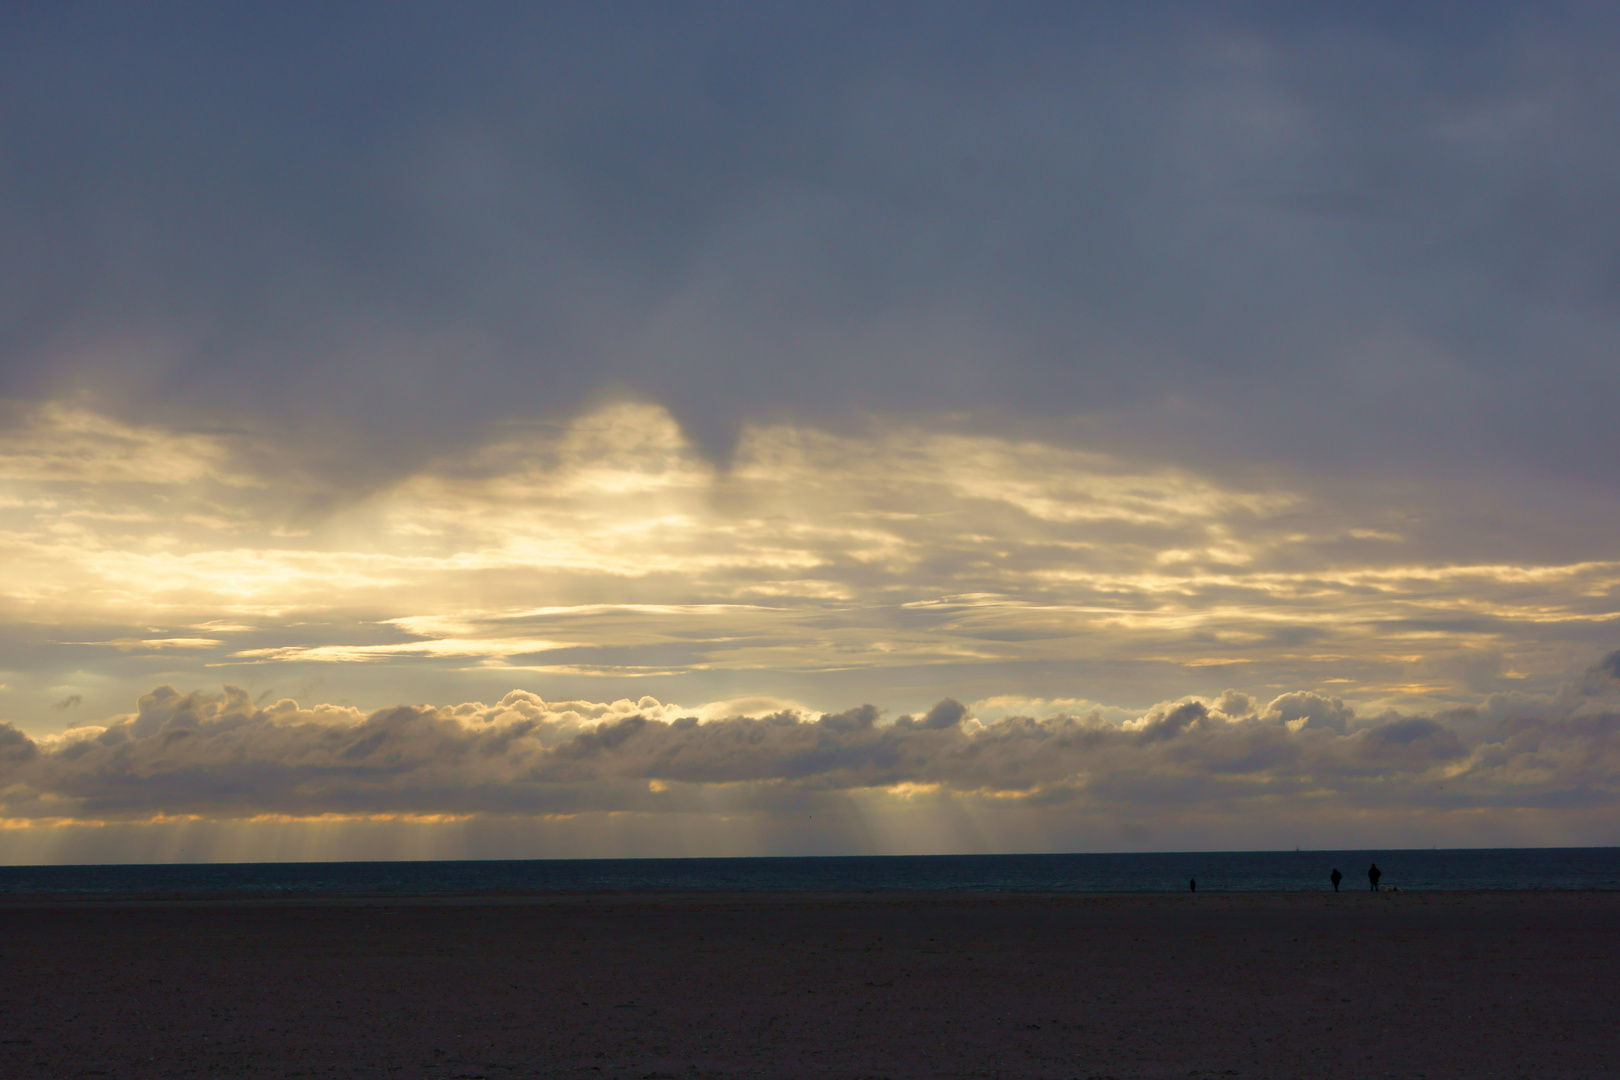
[3,3,1619,862]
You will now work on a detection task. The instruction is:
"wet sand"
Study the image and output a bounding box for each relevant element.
[0,889,1615,1079]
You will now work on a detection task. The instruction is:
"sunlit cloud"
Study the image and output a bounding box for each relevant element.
[87,638,223,652]
[1,400,1617,734]
[1,671,1617,862]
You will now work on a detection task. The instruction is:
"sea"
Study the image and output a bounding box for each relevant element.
[1,847,1617,897]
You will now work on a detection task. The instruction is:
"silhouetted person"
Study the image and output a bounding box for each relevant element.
[1330,868,1342,892]
[1189,877,1196,893]
[1368,862,1381,891]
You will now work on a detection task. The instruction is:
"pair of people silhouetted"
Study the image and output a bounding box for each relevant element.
[1328,864,1381,891]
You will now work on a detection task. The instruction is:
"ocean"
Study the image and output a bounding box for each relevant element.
[2,847,1617,896]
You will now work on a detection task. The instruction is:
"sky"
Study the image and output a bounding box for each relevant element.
[3,3,1620,862]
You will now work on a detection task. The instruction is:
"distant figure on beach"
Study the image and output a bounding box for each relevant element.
[1368,862,1382,891]
[1189,877,1196,892]
[1330,868,1342,892]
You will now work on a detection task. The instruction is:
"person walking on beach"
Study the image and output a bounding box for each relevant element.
[1330,868,1342,892]
[1189,877,1196,893]
[1368,862,1382,891]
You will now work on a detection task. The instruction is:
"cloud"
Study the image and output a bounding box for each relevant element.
[1132,700,1213,744]
[2,6,1618,492]
[1,680,1616,837]
[2,398,1617,732]
[1260,691,1353,733]
[1581,649,1620,695]
[915,698,967,730]
[0,722,36,765]
[52,694,80,710]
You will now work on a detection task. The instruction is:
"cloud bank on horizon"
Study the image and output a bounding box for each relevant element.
[3,4,1620,857]
[2,656,1618,862]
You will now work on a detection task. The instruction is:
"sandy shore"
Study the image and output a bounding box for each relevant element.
[0,889,1614,1079]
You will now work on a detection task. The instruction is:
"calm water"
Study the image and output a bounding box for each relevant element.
[2,848,1617,896]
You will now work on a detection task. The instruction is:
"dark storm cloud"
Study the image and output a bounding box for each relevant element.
[4,3,1619,484]
[2,677,1617,823]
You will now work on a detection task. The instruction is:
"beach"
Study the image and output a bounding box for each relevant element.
[1,890,1614,1079]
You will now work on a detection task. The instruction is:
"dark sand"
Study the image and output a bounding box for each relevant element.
[1,890,1616,1079]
